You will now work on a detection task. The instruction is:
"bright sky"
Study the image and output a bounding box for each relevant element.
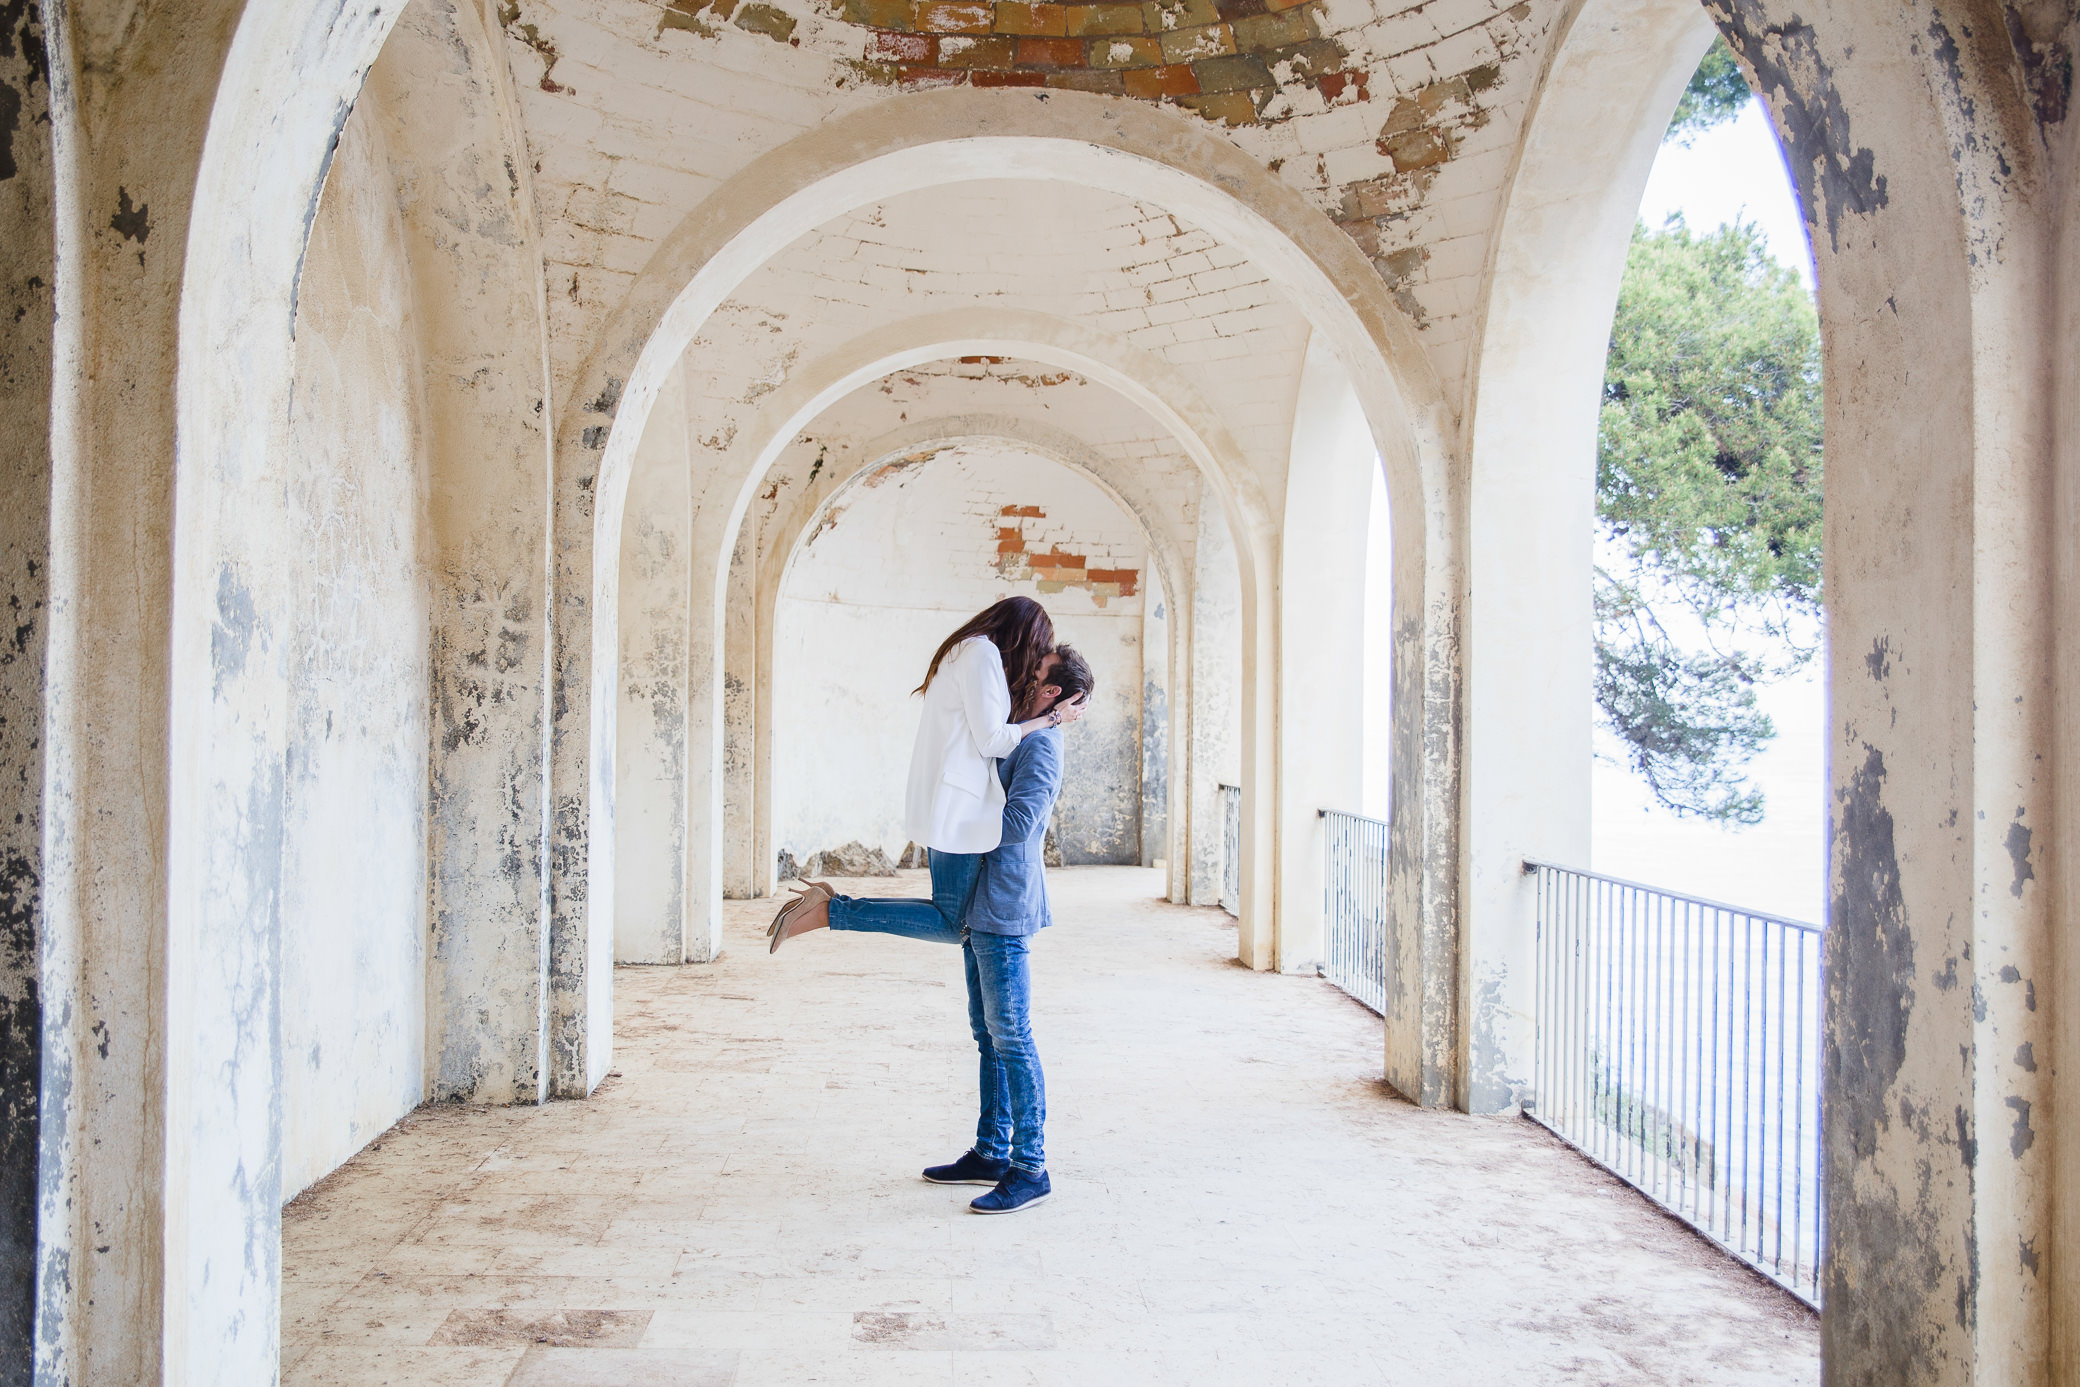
[1589,95,1827,924]
[1637,96,1816,290]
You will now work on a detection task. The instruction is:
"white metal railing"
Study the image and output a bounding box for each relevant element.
[1218,784,1241,916]
[1526,860,1824,1306]
[1319,809,1387,1013]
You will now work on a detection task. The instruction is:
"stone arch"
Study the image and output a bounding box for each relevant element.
[363,0,563,1109]
[624,305,1278,965]
[1465,0,2049,1374]
[164,3,405,1377]
[1457,0,1718,1116]
[740,412,1202,896]
[568,90,1465,993]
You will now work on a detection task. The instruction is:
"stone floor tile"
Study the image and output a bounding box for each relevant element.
[283,1344,526,1386]
[284,868,1818,1386]
[505,1346,740,1386]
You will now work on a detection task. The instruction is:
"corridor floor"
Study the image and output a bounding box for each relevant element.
[282,867,1819,1386]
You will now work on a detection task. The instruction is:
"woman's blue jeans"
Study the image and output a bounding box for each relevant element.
[826,851,1047,1172]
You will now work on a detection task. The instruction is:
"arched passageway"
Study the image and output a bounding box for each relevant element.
[6,0,2079,1379]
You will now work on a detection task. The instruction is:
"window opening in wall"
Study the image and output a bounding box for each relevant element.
[1541,35,1827,1307]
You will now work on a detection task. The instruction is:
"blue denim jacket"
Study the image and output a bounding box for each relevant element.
[964,727,1062,936]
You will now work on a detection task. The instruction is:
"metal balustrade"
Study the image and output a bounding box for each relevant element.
[1218,784,1241,916]
[1319,809,1389,1014]
[1526,860,1825,1306]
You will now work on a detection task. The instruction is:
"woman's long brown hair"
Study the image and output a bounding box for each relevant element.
[916,596,1056,712]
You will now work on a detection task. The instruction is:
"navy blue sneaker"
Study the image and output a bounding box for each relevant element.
[922,1150,1010,1186]
[970,1167,1051,1214]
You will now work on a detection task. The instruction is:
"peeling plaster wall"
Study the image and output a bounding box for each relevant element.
[615,370,691,963]
[493,0,1555,410]
[722,528,759,897]
[1189,490,1242,904]
[1140,564,1170,867]
[1275,333,1372,974]
[775,445,1146,866]
[0,0,51,1371]
[280,97,432,1201]
[365,0,560,1109]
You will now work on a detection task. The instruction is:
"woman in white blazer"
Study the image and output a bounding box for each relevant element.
[768,596,1084,951]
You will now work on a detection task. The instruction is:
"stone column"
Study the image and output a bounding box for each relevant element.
[722,529,758,899]
[372,1,560,1106]
[614,375,692,964]
[1139,564,1170,869]
[0,5,53,1376]
[1188,489,1242,907]
[1274,337,1374,976]
[1456,0,1710,1113]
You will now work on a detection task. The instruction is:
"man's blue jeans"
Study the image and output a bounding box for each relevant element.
[963,930,1044,1172]
[826,851,1046,1172]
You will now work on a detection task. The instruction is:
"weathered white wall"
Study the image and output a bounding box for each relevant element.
[1276,336,1375,974]
[280,96,430,1201]
[1189,495,1243,905]
[722,532,759,897]
[1454,0,1710,1116]
[1140,565,1170,868]
[616,371,690,964]
[774,445,1146,868]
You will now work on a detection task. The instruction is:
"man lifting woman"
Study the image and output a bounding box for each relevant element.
[768,596,1091,1215]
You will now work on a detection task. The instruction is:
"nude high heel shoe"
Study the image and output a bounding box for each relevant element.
[766,880,834,939]
[768,884,833,954]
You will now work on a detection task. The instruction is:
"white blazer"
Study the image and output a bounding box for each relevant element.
[904,636,1026,854]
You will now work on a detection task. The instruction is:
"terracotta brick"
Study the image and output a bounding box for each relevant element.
[1379,96,1424,137]
[1260,0,1310,12]
[994,1,1068,33]
[1088,568,1138,585]
[1381,126,1452,171]
[1157,22,1234,62]
[916,0,995,32]
[896,65,973,86]
[1212,0,1264,18]
[998,537,1028,554]
[1276,35,1342,78]
[1416,75,1471,114]
[1046,68,1127,92]
[733,4,797,41]
[972,66,1049,84]
[846,0,914,27]
[937,33,1018,64]
[1316,68,1366,103]
[1001,504,1046,517]
[1088,34,1162,66]
[1176,89,1257,123]
[1229,9,1307,49]
[1142,0,1218,28]
[1014,34,1087,65]
[867,29,936,61]
[1122,61,1199,97]
[1336,217,1381,258]
[1191,51,1271,92]
[1066,3,1143,34]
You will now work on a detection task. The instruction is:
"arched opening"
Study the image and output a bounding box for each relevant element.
[581,126,1452,1023]
[1468,0,1829,1311]
[769,439,1158,873]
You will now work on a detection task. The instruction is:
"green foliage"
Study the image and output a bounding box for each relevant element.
[1597,218,1824,824]
[1666,37,1752,144]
